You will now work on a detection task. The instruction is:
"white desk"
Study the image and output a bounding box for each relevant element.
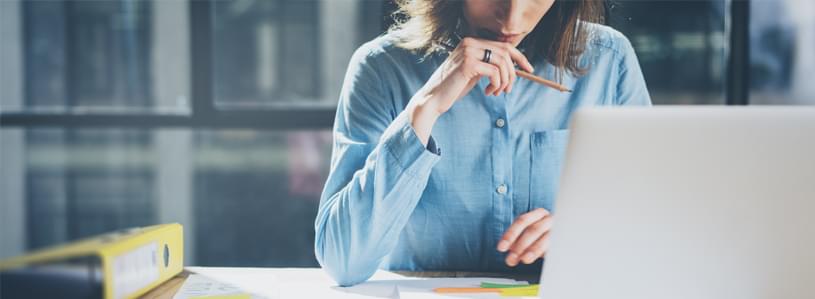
[142,267,538,299]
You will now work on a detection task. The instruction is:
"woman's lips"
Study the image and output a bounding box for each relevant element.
[497,35,521,42]
[476,28,522,43]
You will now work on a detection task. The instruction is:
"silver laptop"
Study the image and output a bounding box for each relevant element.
[540,107,815,299]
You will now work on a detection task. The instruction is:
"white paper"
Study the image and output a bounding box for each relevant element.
[181,267,536,299]
[188,267,410,299]
[172,273,266,299]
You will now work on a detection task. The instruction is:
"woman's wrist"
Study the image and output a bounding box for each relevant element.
[407,95,442,146]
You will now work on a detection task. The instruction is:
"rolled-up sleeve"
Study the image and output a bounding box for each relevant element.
[314,43,440,286]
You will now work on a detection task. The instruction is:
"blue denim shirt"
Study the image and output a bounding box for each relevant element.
[314,23,652,286]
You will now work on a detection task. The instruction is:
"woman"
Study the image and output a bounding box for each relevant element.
[315,0,651,286]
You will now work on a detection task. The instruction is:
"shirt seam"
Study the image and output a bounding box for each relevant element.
[384,139,427,181]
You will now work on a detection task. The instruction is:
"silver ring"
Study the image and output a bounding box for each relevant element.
[482,49,492,63]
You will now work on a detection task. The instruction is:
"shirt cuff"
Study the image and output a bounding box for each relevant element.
[380,111,442,178]
[426,135,441,155]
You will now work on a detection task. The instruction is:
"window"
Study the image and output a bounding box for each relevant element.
[1,0,189,113]
[2,128,330,266]
[2,0,787,267]
[609,0,727,105]
[213,1,323,107]
[0,0,386,267]
[749,0,815,105]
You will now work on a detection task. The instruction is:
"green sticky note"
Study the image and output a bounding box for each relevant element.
[499,285,539,297]
[480,282,530,289]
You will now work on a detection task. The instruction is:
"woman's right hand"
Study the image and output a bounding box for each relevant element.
[408,37,535,145]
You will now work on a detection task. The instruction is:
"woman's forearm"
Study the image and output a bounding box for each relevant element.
[407,93,443,146]
[315,111,441,286]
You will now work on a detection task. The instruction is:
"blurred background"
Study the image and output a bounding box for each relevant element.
[0,0,813,267]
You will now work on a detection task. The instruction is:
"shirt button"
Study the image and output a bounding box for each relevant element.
[495,118,506,128]
[496,184,508,195]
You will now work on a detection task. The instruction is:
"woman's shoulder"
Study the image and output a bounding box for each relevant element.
[348,32,422,69]
[582,22,637,60]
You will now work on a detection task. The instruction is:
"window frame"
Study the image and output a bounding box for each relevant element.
[0,0,751,130]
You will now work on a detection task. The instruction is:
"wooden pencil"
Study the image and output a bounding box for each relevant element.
[516,69,573,93]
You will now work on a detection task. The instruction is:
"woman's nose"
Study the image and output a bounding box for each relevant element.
[494,0,525,34]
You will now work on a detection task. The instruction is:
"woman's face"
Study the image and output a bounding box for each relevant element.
[462,0,556,47]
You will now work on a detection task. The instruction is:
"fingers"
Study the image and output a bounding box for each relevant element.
[520,233,550,264]
[489,47,516,95]
[497,48,517,94]
[479,39,535,73]
[458,37,530,95]
[506,232,551,266]
[468,58,501,96]
[497,208,549,252]
[499,209,555,267]
[506,216,553,263]
[468,47,513,95]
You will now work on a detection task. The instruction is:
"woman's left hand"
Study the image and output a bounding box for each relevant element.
[497,208,553,266]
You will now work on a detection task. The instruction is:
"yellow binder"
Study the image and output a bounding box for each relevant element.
[0,223,183,299]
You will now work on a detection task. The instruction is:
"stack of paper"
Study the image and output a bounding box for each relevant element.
[176,267,538,299]
[172,274,259,299]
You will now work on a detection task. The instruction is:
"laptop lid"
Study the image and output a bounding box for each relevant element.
[540,107,815,299]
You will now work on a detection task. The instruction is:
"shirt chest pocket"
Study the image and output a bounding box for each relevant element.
[528,129,571,213]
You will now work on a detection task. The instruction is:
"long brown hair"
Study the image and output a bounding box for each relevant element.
[389,0,606,80]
